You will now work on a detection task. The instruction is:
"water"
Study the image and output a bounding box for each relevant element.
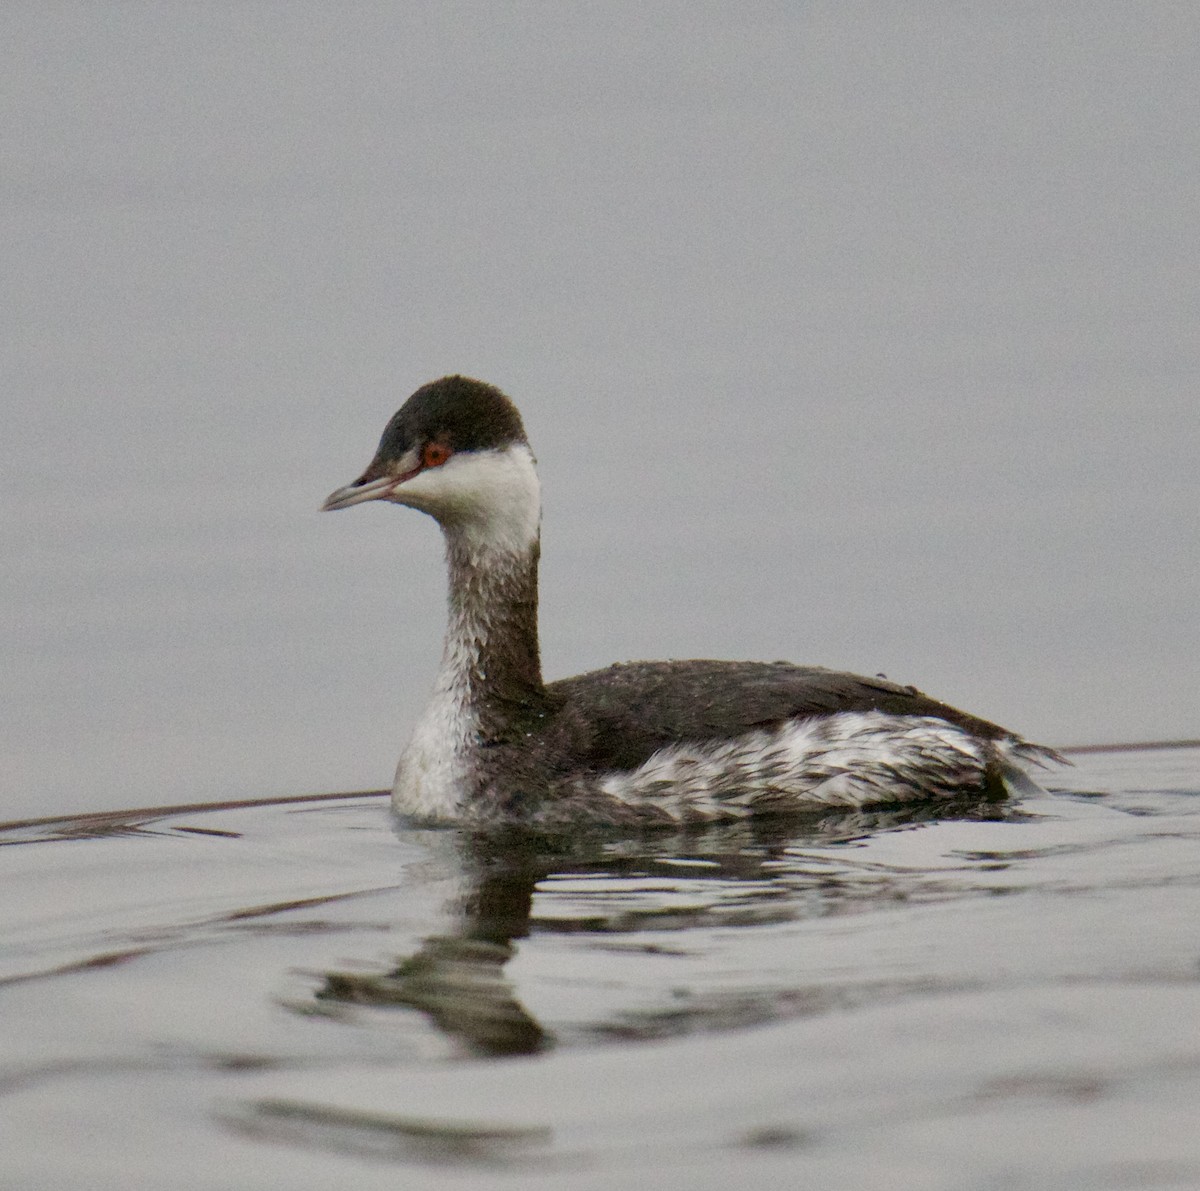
[3,746,1198,1189]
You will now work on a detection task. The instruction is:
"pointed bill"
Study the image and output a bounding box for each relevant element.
[321,473,403,511]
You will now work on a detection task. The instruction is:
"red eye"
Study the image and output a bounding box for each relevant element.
[422,442,452,469]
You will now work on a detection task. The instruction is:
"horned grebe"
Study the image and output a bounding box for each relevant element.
[322,376,1061,826]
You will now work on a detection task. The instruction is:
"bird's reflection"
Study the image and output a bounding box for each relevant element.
[316,845,547,1055]
[309,796,1016,1057]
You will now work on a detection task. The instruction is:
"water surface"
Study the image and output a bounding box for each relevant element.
[3,746,1198,1188]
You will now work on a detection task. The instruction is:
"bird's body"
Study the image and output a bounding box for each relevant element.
[323,376,1060,826]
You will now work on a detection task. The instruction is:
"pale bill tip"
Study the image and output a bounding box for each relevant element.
[320,475,397,512]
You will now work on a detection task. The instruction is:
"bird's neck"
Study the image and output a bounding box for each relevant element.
[437,531,547,737]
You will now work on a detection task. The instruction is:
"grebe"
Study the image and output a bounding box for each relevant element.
[323,376,1061,826]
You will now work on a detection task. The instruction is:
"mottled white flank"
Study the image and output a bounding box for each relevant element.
[389,444,541,558]
[392,444,541,819]
[599,711,1015,819]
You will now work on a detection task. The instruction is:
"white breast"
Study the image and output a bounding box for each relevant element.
[392,685,477,820]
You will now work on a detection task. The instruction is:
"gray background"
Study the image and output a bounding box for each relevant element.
[4,2,1197,819]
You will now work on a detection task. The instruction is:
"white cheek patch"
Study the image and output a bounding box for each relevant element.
[399,445,541,556]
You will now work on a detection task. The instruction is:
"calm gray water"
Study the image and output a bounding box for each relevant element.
[3,4,1198,820]
[1,747,1198,1188]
